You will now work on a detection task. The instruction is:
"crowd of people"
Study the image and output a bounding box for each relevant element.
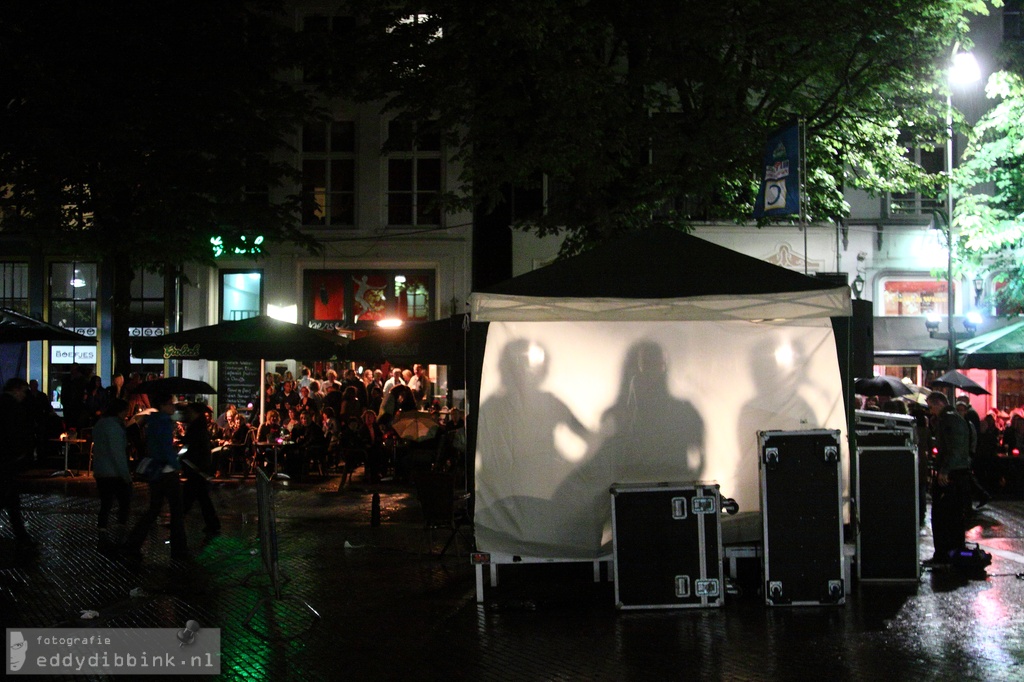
[214,363,465,484]
[860,390,1024,566]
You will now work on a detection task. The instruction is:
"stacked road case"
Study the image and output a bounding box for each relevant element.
[854,411,920,583]
[610,482,724,609]
[759,430,845,606]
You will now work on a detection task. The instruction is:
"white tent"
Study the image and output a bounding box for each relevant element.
[469,228,851,561]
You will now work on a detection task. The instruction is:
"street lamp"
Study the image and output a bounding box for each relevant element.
[935,48,981,376]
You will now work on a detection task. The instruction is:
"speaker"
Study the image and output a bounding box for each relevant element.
[849,299,874,378]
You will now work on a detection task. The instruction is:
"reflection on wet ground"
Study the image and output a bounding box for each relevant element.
[2,474,1022,681]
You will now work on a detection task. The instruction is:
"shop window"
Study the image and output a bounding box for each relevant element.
[304,269,434,328]
[220,271,263,322]
[880,279,952,316]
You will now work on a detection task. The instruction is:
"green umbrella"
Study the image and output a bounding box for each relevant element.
[921,320,1024,370]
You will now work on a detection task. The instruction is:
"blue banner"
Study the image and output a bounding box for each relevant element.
[753,123,800,219]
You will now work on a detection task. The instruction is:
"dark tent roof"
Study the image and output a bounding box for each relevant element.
[470,227,850,322]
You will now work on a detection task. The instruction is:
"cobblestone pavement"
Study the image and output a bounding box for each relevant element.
[2,470,1024,681]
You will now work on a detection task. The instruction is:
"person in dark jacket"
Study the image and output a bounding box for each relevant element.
[123,393,188,560]
[179,403,220,534]
[92,398,132,547]
[925,391,972,566]
[0,378,36,548]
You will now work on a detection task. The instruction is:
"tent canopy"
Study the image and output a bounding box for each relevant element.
[921,319,1024,370]
[469,227,851,560]
[471,227,851,322]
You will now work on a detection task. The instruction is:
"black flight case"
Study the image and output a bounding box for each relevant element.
[759,429,845,606]
[610,482,724,610]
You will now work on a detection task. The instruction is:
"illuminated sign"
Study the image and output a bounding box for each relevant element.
[51,346,97,364]
[162,344,201,359]
[210,234,264,258]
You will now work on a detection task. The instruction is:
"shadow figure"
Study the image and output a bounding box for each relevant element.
[734,338,816,511]
[474,339,592,558]
[554,340,706,555]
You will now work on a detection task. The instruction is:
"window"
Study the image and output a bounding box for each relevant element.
[220,271,263,322]
[302,14,356,84]
[881,279,952,317]
[129,269,166,340]
[0,262,29,313]
[304,269,435,327]
[302,120,356,227]
[888,146,944,217]
[49,262,97,335]
[48,262,98,391]
[386,120,442,226]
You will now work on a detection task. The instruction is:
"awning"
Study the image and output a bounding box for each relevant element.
[874,316,1019,366]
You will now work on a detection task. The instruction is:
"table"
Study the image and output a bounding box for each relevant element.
[50,438,87,477]
[256,441,292,480]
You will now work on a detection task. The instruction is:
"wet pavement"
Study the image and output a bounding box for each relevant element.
[2,468,1024,681]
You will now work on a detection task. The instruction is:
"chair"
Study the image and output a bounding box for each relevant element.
[226,429,257,477]
[413,471,472,557]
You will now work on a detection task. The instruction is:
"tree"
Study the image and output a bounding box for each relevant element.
[0,1,322,374]
[955,69,1024,313]
[337,0,989,255]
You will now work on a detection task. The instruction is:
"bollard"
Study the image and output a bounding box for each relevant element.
[371,492,381,527]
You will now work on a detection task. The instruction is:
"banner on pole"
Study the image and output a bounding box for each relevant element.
[753,123,801,219]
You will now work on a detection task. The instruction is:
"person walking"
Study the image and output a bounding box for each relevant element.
[179,402,220,535]
[0,378,36,549]
[92,398,133,549]
[925,391,972,566]
[123,394,188,560]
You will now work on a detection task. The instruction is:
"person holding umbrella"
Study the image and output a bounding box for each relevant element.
[123,393,188,560]
[924,391,972,567]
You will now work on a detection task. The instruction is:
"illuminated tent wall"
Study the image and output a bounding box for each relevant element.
[468,227,852,561]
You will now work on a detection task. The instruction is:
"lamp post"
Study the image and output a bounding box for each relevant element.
[937,49,981,375]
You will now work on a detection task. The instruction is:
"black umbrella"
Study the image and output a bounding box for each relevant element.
[0,308,96,343]
[931,370,990,396]
[854,375,913,397]
[135,377,217,395]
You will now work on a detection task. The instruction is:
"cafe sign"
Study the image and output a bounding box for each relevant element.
[162,343,201,359]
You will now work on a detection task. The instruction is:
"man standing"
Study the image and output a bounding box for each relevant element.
[124,393,188,560]
[925,391,972,566]
[0,378,36,548]
[179,403,220,535]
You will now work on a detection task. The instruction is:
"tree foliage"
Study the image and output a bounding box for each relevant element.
[338,0,988,254]
[955,68,1024,312]
[0,1,323,372]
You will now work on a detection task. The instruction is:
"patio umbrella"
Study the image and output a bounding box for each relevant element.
[131,315,347,424]
[921,320,1024,370]
[930,370,990,396]
[854,375,913,397]
[135,377,217,395]
[0,308,96,343]
[131,315,347,361]
[392,411,440,442]
[898,378,930,405]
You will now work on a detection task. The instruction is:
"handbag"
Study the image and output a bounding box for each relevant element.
[135,456,159,482]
